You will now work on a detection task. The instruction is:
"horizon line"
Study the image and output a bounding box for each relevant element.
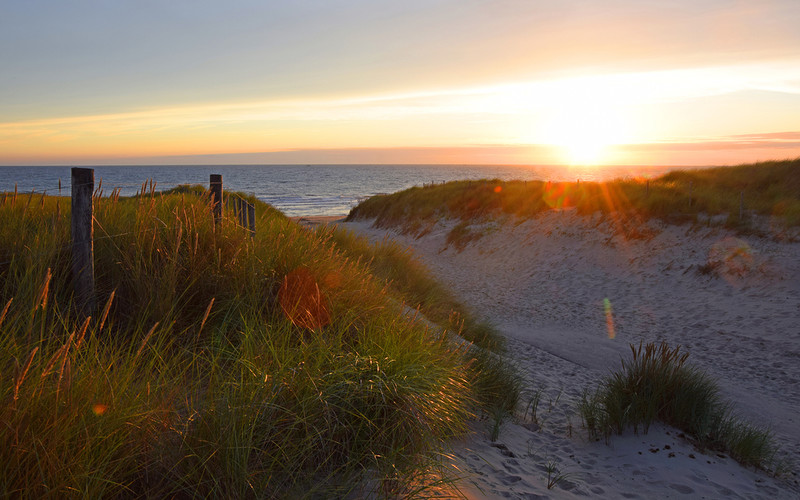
[2,142,799,168]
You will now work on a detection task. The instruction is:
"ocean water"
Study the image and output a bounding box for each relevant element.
[0,164,688,217]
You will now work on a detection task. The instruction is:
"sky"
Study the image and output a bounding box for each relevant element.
[1,0,800,166]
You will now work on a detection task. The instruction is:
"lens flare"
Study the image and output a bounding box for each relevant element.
[278,267,331,330]
[604,298,616,339]
[543,182,578,209]
[92,404,108,416]
[322,270,343,290]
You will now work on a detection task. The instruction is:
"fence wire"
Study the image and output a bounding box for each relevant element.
[0,186,256,268]
[1,179,209,198]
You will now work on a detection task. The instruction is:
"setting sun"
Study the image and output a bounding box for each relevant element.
[537,76,634,165]
[545,104,630,165]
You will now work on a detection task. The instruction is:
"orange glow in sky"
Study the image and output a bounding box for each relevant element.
[1,2,799,166]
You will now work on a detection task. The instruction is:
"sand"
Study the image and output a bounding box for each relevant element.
[289,215,347,228]
[339,210,800,499]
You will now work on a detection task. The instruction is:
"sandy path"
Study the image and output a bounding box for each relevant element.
[342,210,800,499]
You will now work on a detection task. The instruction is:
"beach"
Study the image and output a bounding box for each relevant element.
[340,210,800,498]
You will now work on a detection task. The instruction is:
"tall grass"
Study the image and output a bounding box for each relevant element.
[579,342,780,471]
[319,224,507,354]
[347,158,800,231]
[322,215,520,435]
[0,185,514,496]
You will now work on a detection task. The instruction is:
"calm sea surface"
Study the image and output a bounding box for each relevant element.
[0,164,693,217]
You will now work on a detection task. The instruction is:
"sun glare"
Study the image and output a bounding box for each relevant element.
[534,75,636,165]
[544,98,630,164]
[545,104,628,165]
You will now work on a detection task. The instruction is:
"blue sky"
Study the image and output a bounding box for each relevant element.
[2,0,800,165]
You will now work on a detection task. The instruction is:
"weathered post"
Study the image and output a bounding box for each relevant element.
[247,202,255,237]
[71,167,95,315]
[210,174,223,225]
[238,198,246,227]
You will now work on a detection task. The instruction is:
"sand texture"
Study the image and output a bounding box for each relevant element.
[342,210,800,499]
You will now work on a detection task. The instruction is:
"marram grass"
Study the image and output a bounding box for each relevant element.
[579,342,781,472]
[347,158,800,235]
[319,223,507,354]
[0,185,516,497]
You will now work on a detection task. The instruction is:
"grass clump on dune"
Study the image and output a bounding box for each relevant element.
[347,158,800,234]
[319,224,507,354]
[579,342,781,472]
[315,225,521,435]
[0,184,516,497]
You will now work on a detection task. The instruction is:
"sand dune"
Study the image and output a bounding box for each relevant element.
[343,210,800,498]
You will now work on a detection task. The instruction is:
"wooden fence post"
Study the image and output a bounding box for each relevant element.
[71,167,95,315]
[238,198,246,227]
[247,202,255,237]
[210,174,223,225]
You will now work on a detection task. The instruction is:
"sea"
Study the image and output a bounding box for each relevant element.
[0,164,693,217]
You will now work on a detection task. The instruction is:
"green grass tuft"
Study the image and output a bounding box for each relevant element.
[321,224,507,354]
[579,342,781,471]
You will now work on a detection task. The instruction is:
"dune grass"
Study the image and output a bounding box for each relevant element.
[0,184,517,497]
[347,158,800,234]
[579,342,780,471]
[318,224,506,354]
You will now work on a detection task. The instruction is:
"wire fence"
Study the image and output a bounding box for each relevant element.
[0,177,214,200]
[0,171,257,273]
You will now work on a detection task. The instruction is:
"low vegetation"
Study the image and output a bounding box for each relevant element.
[0,184,518,497]
[320,224,506,354]
[579,342,780,471]
[347,158,800,235]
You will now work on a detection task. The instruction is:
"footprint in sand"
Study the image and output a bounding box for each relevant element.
[499,474,522,485]
[669,483,694,494]
[689,473,708,484]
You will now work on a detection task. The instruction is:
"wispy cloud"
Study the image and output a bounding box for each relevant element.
[2,59,800,165]
[4,60,800,132]
[623,132,800,152]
